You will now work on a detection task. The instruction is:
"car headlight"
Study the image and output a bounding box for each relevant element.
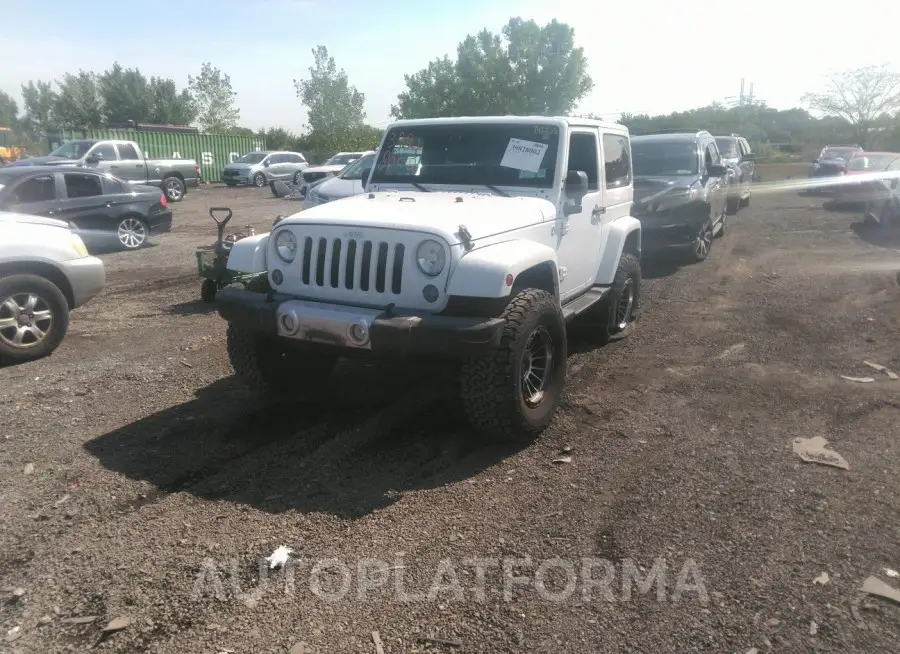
[416,239,446,276]
[69,232,89,258]
[274,229,298,263]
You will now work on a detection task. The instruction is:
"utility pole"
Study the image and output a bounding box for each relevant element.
[739,78,745,106]
[747,82,754,106]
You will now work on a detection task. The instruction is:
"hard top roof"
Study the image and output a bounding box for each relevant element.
[386,115,627,133]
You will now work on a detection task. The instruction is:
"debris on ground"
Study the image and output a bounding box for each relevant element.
[372,630,385,654]
[792,437,849,470]
[551,455,572,464]
[861,576,900,605]
[102,617,132,634]
[288,642,309,654]
[417,636,462,648]
[809,620,818,636]
[863,361,899,380]
[884,568,899,578]
[813,572,830,585]
[60,616,98,625]
[562,444,573,453]
[840,375,875,383]
[7,587,25,603]
[5,626,22,642]
[265,545,293,570]
[23,463,34,475]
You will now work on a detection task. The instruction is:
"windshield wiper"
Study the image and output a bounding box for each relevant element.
[411,182,431,193]
[483,184,509,197]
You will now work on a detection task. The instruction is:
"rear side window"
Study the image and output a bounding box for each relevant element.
[64,173,103,198]
[117,143,140,160]
[10,175,56,204]
[603,134,631,189]
[568,132,600,190]
[91,143,118,161]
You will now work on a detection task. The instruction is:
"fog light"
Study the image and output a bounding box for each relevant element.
[422,284,439,303]
[281,314,297,334]
[348,322,369,345]
[272,269,283,285]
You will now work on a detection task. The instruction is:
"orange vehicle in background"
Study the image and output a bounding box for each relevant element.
[0,127,25,163]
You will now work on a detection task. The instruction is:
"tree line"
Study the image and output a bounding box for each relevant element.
[2,17,899,161]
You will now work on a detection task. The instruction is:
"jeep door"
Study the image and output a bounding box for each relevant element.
[556,128,605,300]
[600,131,633,235]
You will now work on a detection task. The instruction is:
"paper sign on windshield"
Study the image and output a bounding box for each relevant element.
[500,138,549,173]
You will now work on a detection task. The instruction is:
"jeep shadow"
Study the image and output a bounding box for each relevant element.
[83,359,523,519]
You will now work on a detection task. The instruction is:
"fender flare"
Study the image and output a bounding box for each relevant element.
[446,240,559,299]
[595,216,642,286]
[226,233,269,273]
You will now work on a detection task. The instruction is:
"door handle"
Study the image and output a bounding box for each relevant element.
[560,218,570,235]
[136,164,143,168]
[110,165,119,169]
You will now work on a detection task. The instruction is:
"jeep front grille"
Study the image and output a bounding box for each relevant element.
[299,237,405,295]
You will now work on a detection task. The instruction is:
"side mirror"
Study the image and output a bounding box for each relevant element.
[85,153,100,164]
[565,170,588,201]
[707,164,729,177]
[263,160,270,167]
[812,158,819,164]
[741,153,755,162]
[891,178,899,190]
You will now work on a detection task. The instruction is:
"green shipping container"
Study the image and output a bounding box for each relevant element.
[48,129,267,183]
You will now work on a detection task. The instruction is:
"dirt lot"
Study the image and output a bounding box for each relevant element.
[2,168,900,653]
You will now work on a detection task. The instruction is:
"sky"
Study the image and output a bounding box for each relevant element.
[2,0,898,132]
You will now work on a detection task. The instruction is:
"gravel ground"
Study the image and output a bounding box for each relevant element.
[2,170,899,654]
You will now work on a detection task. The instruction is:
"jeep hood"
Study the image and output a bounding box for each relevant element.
[282,191,555,245]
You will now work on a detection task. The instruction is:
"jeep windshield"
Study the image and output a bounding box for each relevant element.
[49,140,95,159]
[632,140,699,176]
[370,123,561,188]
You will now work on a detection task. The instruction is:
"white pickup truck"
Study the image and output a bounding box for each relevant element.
[216,116,642,442]
[6,139,200,203]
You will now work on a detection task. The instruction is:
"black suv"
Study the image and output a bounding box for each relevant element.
[631,131,729,263]
[714,134,755,213]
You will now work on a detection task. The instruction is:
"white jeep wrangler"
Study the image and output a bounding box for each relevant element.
[218,116,642,442]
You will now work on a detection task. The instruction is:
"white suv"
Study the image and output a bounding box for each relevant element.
[218,116,642,441]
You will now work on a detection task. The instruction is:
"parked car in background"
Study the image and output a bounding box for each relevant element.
[303,153,376,209]
[630,131,729,263]
[714,134,755,213]
[0,167,172,251]
[807,144,863,192]
[862,157,900,229]
[5,139,199,203]
[221,151,309,188]
[833,152,900,205]
[299,151,374,189]
[0,210,105,363]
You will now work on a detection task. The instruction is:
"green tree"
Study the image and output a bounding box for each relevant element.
[802,65,900,147]
[99,63,153,125]
[0,90,18,128]
[20,80,58,139]
[293,45,367,155]
[53,71,103,128]
[188,62,240,132]
[392,17,592,118]
[147,77,197,125]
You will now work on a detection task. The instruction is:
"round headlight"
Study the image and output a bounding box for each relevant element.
[274,230,297,263]
[416,239,446,277]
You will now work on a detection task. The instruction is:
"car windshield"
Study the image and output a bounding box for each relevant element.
[715,138,739,158]
[49,141,94,159]
[632,140,699,176]
[370,123,561,188]
[340,153,376,180]
[236,152,267,164]
[849,154,897,171]
[325,153,362,166]
[820,148,857,161]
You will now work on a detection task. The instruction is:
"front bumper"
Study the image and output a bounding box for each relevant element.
[216,287,504,357]
[59,255,106,308]
[639,220,700,253]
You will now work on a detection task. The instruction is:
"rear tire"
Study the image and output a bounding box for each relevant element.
[163,176,185,202]
[200,279,217,303]
[595,252,641,343]
[117,216,149,250]
[226,324,338,401]
[460,288,567,443]
[0,274,69,363]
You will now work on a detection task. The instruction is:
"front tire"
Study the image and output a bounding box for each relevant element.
[226,324,338,401]
[460,288,567,443]
[687,215,714,263]
[200,279,217,303]
[163,176,185,202]
[0,274,70,363]
[253,173,266,188]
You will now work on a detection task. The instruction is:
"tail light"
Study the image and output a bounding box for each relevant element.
[160,193,168,208]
